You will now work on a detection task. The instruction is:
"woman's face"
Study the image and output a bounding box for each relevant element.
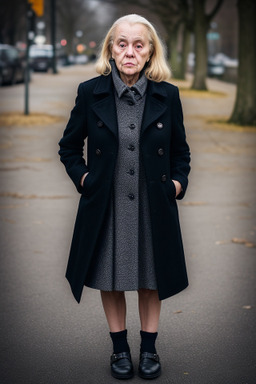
[111,22,151,85]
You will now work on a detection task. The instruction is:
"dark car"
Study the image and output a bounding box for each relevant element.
[0,44,25,85]
[29,44,53,72]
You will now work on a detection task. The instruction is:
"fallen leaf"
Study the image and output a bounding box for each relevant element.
[215,240,229,245]
[242,306,252,310]
[245,242,256,248]
[232,238,256,248]
[174,310,183,314]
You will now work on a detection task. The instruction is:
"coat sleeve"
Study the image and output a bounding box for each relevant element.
[170,86,191,200]
[58,83,89,194]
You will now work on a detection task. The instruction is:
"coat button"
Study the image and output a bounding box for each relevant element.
[161,174,167,182]
[129,124,135,130]
[128,101,134,106]
[157,122,163,129]
[97,120,104,127]
[129,169,135,175]
[128,193,135,200]
[158,148,164,156]
[128,144,135,151]
[95,148,102,156]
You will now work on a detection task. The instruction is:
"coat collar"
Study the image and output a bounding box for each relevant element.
[93,73,167,98]
[92,74,168,137]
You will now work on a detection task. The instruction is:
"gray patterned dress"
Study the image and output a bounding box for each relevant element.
[84,61,157,291]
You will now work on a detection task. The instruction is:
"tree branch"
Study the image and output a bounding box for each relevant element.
[206,0,224,22]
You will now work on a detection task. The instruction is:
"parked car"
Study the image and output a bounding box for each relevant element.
[207,56,225,77]
[29,44,53,72]
[207,53,238,78]
[0,44,25,85]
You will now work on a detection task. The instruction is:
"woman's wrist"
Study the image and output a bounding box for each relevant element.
[172,180,182,197]
[80,172,89,187]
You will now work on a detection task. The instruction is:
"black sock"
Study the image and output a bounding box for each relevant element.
[110,329,130,354]
[140,330,158,354]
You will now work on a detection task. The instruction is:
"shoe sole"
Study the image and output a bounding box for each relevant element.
[138,369,161,379]
[111,371,134,380]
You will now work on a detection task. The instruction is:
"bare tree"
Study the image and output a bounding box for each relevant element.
[56,0,88,55]
[56,0,117,55]
[0,0,27,44]
[192,0,224,90]
[229,0,256,126]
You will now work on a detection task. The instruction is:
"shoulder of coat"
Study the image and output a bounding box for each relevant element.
[148,80,178,99]
[79,75,102,90]
[161,81,179,93]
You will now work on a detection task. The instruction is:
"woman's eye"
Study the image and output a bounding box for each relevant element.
[136,44,143,49]
[119,43,126,48]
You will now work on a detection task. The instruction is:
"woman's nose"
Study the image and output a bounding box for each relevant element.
[125,44,134,56]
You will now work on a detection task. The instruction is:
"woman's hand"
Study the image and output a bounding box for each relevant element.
[172,180,182,197]
[80,172,89,187]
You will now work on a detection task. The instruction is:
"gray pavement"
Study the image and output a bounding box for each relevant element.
[0,65,255,384]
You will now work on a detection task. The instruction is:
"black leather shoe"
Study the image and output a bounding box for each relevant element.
[110,351,134,379]
[138,352,161,379]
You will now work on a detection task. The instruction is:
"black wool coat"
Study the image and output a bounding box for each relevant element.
[58,73,191,303]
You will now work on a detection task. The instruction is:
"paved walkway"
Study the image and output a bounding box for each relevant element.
[0,65,255,383]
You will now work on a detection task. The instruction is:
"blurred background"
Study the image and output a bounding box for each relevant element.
[0,0,239,81]
[1,0,255,125]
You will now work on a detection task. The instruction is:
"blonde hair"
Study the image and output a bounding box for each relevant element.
[95,14,171,82]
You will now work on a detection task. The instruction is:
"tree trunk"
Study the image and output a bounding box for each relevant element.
[192,0,208,90]
[229,0,256,126]
[180,25,191,80]
[169,25,184,79]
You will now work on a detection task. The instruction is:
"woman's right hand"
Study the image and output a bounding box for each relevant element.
[80,172,89,187]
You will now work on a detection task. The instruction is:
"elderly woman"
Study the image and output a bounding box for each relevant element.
[59,14,190,380]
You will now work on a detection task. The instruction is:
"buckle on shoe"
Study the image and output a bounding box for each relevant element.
[111,352,131,364]
[140,352,160,362]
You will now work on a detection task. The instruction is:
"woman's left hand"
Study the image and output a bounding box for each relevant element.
[172,180,182,197]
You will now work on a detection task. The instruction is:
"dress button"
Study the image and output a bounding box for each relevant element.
[128,101,134,106]
[158,148,164,156]
[157,122,163,129]
[95,148,102,156]
[129,169,135,175]
[129,124,135,130]
[161,174,167,182]
[97,120,104,127]
[128,144,135,151]
[128,193,135,200]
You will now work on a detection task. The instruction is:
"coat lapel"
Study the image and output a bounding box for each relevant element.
[91,75,168,138]
[91,75,118,138]
[141,81,167,136]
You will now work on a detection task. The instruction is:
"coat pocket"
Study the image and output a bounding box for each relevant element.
[82,173,96,196]
[165,179,177,200]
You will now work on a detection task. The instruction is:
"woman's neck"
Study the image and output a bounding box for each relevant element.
[120,73,140,87]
